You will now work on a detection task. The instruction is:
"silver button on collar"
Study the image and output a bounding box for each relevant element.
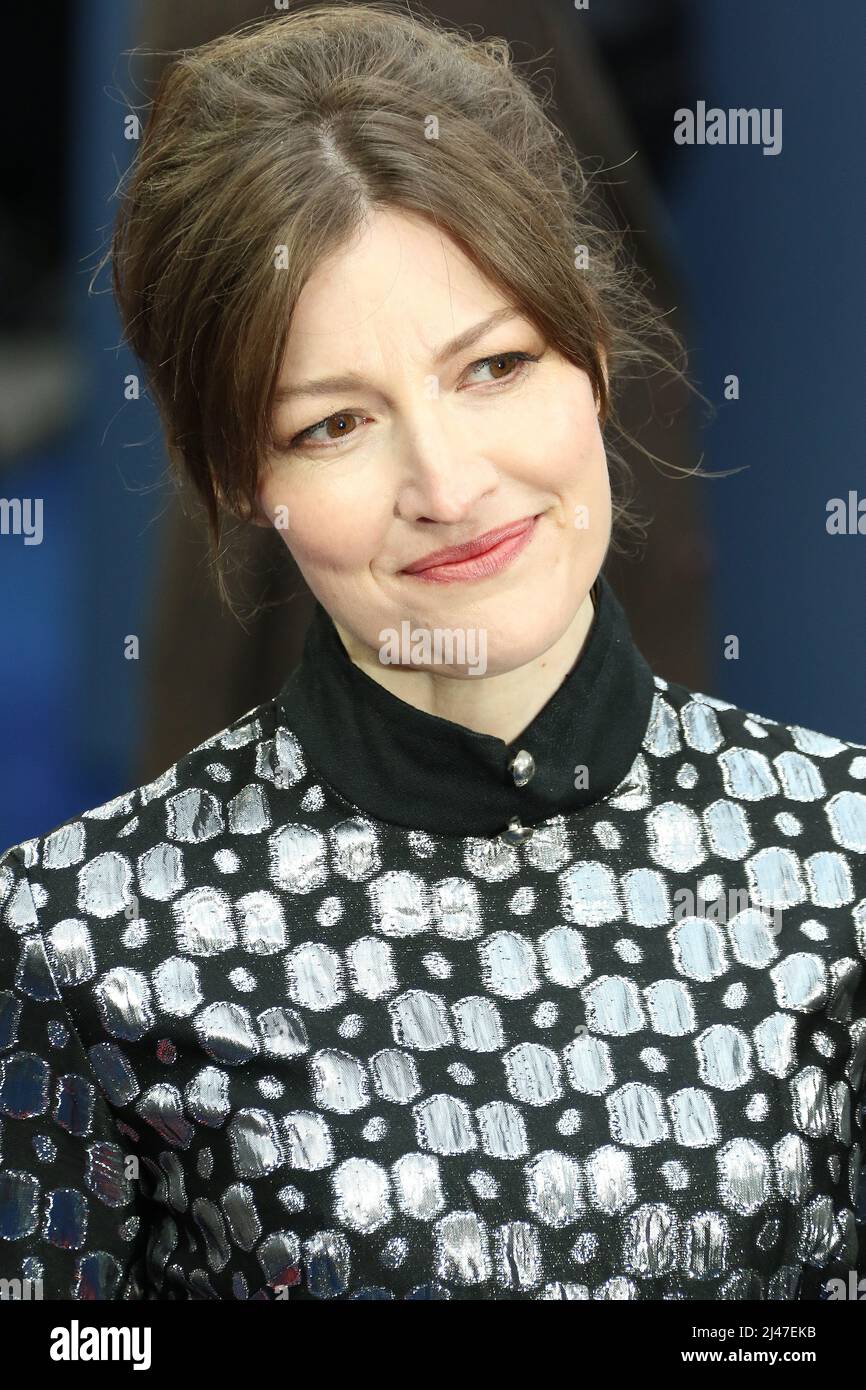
[500,816,534,845]
[508,749,536,787]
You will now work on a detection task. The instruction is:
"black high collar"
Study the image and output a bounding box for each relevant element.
[276,571,656,839]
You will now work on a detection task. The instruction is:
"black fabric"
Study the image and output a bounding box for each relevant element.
[277,571,657,836]
[2,575,866,1301]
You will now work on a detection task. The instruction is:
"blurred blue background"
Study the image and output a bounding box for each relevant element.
[1,0,864,851]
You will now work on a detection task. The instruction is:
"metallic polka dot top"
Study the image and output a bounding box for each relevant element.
[2,572,865,1301]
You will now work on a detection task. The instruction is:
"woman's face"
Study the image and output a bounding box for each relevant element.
[256,206,612,676]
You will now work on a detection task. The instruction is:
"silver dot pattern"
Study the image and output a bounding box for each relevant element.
[1,675,865,1300]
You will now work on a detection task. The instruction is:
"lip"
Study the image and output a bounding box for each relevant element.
[402,514,539,572]
[400,513,541,584]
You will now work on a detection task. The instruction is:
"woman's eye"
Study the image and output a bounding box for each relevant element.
[284,349,539,451]
[465,350,539,385]
[290,411,363,450]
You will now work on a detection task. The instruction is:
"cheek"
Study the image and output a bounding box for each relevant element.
[258,472,383,573]
[530,391,607,488]
[514,362,600,445]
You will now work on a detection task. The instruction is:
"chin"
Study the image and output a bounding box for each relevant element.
[472,613,571,676]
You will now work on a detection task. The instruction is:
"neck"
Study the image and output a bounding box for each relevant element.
[278,570,656,836]
[332,587,597,745]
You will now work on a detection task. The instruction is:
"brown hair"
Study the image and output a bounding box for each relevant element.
[105,0,707,616]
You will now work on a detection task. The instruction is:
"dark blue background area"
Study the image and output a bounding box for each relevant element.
[665,3,866,735]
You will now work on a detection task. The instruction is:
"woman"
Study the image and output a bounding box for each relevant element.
[1,3,864,1301]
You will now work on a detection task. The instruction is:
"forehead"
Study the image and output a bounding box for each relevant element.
[279,207,513,371]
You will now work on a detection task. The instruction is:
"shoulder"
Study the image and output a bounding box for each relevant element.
[647,671,866,806]
[644,672,866,951]
[643,676,866,1036]
[0,689,311,948]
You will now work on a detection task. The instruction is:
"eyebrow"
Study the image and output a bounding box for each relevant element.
[272,306,523,402]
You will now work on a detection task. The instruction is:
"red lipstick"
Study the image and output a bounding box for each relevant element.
[400,514,540,584]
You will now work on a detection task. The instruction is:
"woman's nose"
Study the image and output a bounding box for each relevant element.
[397,421,500,522]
